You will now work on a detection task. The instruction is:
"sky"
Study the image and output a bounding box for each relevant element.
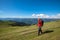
[0,0,60,18]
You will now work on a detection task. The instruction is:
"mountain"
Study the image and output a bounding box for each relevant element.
[0,18,60,25]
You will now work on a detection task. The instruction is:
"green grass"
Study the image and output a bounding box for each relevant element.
[0,20,60,40]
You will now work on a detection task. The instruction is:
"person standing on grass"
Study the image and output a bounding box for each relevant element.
[37,18,44,36]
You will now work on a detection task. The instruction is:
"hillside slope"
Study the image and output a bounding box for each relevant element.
[0,20,60,40]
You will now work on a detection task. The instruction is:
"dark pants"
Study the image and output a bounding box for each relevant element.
[38,27,42,35]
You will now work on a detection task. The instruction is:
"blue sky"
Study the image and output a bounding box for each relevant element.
[0,0,60,18]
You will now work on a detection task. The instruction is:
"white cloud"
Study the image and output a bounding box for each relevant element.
[39,14,49,18]
[32,13,60,19]
[0,16,23,18]
[32,14,36,17]
[50,14,60,18]
[32,14,50,18]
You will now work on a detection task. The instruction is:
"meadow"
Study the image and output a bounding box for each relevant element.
[0,20,60,40]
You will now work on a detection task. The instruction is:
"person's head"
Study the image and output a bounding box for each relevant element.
[38,18,42,21]
[38,18,40,21]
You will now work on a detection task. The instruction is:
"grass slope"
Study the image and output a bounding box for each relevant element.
[0,20,60,40]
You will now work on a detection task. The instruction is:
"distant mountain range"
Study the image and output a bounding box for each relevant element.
[0,18,60,24]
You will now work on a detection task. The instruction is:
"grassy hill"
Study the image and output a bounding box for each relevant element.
[0,20,31,27]
[0,20,60,40]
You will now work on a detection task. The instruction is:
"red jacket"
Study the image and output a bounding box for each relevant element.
[37,19,43,27]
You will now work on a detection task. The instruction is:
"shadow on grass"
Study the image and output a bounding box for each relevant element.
[38,30,54,36]
[43,30,54,34]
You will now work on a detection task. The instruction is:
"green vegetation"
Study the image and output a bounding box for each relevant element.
[0,20,60,40]
[0,20,30,27]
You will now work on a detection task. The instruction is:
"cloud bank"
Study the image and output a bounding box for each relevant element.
[32,13,60,19]
[0,16,22,18]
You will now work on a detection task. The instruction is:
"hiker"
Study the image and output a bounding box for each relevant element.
[37,18,44,36]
